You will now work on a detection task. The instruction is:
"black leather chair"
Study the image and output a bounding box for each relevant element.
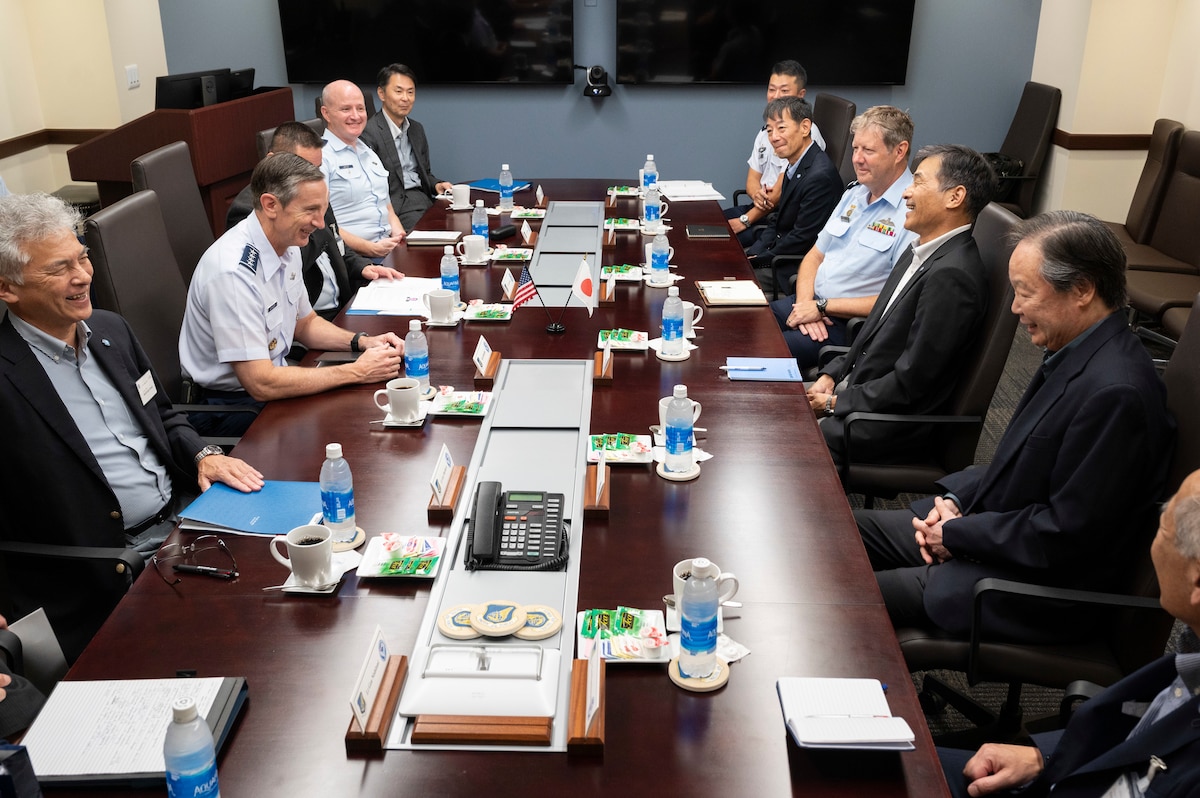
[840,203,1021,506]
[994,82,1061,219]
[1163,304,1191,342]
[255,117,327,161]
[901,290,1200,745]
[84,190,256,446]
[1105,118,1185,269]
[130,141,215,285]
[812,93,857,186]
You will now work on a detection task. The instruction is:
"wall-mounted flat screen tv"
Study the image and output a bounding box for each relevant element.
[277,0,574,85]
[615,0,916,86]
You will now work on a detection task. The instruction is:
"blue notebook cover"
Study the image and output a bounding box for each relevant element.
[179,481,321,536]
[724,357,804,381]
[468,178,532,193]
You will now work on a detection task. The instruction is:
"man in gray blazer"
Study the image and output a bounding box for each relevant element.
[360,63,453,231]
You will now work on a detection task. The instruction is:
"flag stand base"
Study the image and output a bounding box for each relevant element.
[545,322,566,334]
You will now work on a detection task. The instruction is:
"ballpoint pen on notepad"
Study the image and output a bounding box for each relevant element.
[720,366,766,372]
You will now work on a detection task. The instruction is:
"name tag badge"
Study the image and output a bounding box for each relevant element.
[135,370,157,405]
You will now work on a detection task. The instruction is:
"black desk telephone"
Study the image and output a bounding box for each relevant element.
[464,481,569,571]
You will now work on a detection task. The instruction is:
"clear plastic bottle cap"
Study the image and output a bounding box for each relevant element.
[668,286,679,297]
[443,245,453,254]
[673,384,687,399]
[409,319,422,331]
[171,697,198,723]
[325,443,343,459]
[689,557,718,580]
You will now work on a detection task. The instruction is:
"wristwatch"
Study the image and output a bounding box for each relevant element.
[815,298,828,316]
[824,395,835,417]
[350,332,367,352]
[738,214,750,226]
[194,444,225,466]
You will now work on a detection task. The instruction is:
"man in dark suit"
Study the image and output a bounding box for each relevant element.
[941,469,1200,798]
[226,122,403,321]
[856,210,1174,641]
[0,193,264,661]
[808,144,996,472]
[744,95,844,296]
[359,64,453,232]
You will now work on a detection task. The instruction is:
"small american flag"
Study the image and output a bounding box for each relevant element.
[512,264,537,309]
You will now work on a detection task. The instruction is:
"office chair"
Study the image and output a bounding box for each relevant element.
[836,203,1020,505]
[900,289,1200,746]
[84,190,257,447]
[131,141,215,285]
[994,81,1061,219]
[812,93,857,185]
[255,117,327,161]
[1105,118,1184,262]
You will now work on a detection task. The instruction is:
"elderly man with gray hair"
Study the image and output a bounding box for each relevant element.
[180,153,404,437]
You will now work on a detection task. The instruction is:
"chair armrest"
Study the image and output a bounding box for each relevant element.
[1060,679,1105,722]
[0,628,22,674]
[816,345,850,368]
[0,540,145,580]
[842,412,983,463]
[967,577,1163,681]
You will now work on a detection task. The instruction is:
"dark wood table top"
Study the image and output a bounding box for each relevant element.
[50,180,948,797]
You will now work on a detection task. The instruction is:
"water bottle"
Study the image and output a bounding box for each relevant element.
[678,557,719,678]
[650,231,670,286]
[471,199,488,237]
[319,442,356,543]
[642,153,658,191]
[661,286,684,356]
[643,185,662,231]
[498,163,514,211]
[664,384,694,473]
[404,319,430,390]
[440,245,460,304]
[164,697,220,798]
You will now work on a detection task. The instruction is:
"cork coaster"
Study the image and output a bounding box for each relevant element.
[438,604,482,640]
[469,600,528,637]
[668,658,730,692]
[513,605,563,640]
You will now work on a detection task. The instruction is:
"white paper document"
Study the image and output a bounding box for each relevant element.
[657,180,725,202]
[347,277,444,315]
[776,677,915,750]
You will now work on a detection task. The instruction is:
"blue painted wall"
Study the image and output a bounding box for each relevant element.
[159,0,1041,198]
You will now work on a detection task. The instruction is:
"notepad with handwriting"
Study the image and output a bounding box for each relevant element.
[695,280,767,306]
[776,677,914,750]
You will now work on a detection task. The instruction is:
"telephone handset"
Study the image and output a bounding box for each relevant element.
[464,481,569,571]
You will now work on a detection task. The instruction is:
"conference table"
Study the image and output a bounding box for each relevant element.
[49,180,950,797]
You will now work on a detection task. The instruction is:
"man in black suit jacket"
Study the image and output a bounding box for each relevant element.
[856,211,1174,641]
[226,122,403,320]
[0,194,263,660]
[809,144,996,472]
[744,95,844,296]
[359,64,453,232]
[941,470,1200,798]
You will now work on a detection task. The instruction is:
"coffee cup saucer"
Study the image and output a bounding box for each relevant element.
[279,572,341,595]
[379,404,429,428]
[447,202,473,211]
[423,309,464,327]
[458,249,494,266]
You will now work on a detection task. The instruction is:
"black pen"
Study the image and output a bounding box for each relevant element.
[173,564,238,579]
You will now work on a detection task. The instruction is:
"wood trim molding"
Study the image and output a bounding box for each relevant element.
[1052,129,1151,151]
[0,128,107,160]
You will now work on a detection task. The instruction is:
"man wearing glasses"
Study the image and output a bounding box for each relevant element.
[0,194,263,662]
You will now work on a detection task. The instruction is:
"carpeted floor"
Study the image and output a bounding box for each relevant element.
[844,325,1187,739]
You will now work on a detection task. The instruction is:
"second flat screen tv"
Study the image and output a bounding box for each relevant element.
[615,0,917,86]
[277,0,574,85]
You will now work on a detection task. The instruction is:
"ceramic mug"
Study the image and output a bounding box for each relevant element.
[422,289,455,323]
[681,301,704,335]
[451,183,471,207]
[374,376,420,422]
[270,525,333,587]
[456,234,488,262]
[672,557,739,604]
[658,395,702,430]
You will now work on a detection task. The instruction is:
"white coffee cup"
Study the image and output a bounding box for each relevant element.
[682,300,704,335]
[456,234,488,262]
[451,183,471,207]
[374,376,421,422]
[643,242,675,266]
[270,525,333,588]
[672,557,739,604]
[658,395,702,430]
[422,289,455,323]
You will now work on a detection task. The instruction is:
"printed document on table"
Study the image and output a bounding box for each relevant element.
[347,277,443,315]
[776,677,915,750]
[657,180,725,201]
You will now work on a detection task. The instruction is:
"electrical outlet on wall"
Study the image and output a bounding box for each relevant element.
[125,64,140,90]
